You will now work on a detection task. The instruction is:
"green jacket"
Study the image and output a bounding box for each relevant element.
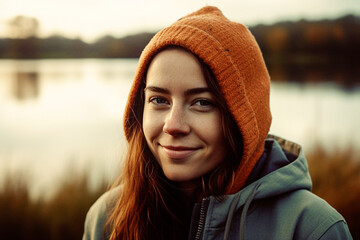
[83,136,353,239]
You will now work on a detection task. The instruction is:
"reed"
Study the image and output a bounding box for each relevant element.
[0,144,359,239]
[307,144,360,239]
[0,169,108,240]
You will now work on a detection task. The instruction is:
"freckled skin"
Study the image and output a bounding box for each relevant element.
[142,48,226,190]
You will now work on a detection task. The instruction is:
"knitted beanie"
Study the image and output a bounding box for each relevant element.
[123,6,272,194]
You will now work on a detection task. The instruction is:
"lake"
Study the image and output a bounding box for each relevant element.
[1,59,359,198]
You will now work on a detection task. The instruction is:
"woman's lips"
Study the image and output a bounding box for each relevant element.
[161,145,200,159]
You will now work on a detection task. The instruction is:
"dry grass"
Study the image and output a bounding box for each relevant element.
[0,145,359,239]
[307,145,360,239]
[0,170,108,240]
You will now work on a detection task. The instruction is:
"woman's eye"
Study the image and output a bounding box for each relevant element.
[193,99,215,110]
[195,99,211,106]
[149,97,168,105]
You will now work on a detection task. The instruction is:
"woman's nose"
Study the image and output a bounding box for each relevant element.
[163,104,190,136]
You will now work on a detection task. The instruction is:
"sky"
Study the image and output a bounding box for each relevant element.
[0,0,360,42]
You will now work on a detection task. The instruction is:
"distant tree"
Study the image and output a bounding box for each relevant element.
[3,16,40,58]
[7,15,40,38]
[119,32,154,57]
[91,32,154,58]
[92,35,124,58]
[37,35,90,58]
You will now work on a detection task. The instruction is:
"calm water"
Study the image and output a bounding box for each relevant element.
[1,59,360,198]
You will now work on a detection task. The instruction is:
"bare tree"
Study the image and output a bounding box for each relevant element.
[7,15,39,38]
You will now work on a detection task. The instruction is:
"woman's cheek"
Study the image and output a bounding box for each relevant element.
[143,108,162,141]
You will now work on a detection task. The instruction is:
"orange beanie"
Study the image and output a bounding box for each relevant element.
[123,6,272,194]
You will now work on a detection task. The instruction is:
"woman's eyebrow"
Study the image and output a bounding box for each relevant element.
[144,86,169,94]
[184,87,211,96]
[144,86,210,96]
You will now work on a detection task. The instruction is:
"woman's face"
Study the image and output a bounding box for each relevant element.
[142,48,226,188]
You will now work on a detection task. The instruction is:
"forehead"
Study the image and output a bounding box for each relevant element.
[145,48,208,88]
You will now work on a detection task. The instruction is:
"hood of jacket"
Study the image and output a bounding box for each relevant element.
[213,135,311,210]
[190,135,312,240]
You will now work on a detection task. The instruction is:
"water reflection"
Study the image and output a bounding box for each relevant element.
[13,72,39,100]
[0,59,359,199]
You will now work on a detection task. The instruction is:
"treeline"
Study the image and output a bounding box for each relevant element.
[0,33,155,59]
[253,15,360,62]
[1,14,359,60]
[251,15,360,86]
[1,14,359,86]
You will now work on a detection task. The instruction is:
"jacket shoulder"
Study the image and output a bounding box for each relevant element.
[82,187,120,240]
[283,189,351,239]
[244,189,351,239]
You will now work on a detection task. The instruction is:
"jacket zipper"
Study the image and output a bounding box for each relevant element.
[194,197,210,240]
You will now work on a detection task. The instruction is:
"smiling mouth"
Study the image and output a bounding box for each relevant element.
[160,145,200,159]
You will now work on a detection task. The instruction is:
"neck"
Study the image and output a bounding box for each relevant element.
[175,179,203,211]
[160,176,204,210]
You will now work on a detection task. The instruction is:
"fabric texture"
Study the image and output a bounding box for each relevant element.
[83,137,353,240]
[122,6,272,194]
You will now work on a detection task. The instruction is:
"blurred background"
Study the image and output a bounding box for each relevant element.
[0,0,360,239]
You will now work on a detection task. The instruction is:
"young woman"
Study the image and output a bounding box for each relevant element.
[83,6,352,240]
